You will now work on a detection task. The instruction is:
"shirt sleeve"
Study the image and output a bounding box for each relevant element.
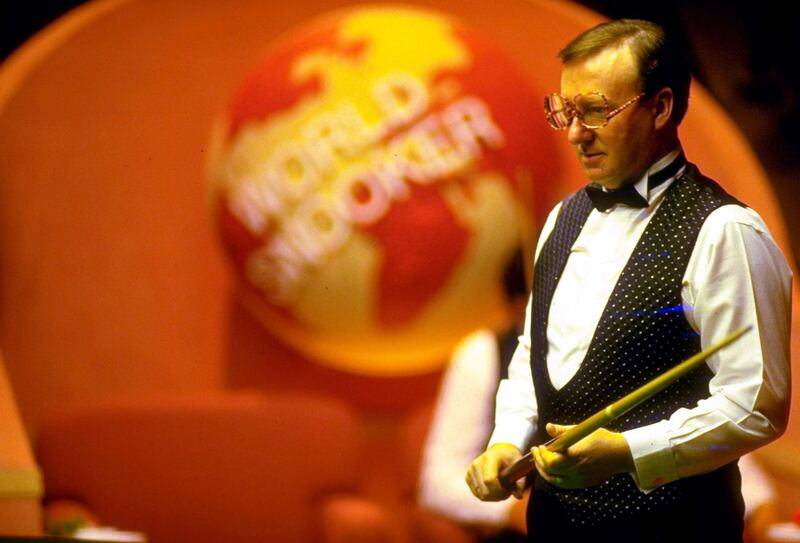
[622,205,792,491]
[487,202,563,451]
[418,329,513,526]
[487,297,537,450]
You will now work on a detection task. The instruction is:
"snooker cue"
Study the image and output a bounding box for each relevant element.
[497,325,752,490]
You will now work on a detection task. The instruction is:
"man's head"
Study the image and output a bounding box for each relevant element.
[550,19,690,189]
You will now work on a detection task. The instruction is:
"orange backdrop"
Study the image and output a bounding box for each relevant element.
[0,0,797,514]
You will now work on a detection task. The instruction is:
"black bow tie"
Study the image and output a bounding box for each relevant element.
[584,153,687,212]
[585,183,647,212]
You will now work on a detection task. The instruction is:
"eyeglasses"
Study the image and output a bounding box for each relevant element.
[544,92,646,130]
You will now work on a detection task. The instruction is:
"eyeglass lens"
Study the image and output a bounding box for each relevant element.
[545,93,609,129]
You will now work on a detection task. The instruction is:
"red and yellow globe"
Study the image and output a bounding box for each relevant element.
[208,4,555,375]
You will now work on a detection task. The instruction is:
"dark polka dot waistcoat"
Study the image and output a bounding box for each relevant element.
[528,165,743,529]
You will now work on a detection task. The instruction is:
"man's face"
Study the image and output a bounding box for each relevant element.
[560,45,659,189]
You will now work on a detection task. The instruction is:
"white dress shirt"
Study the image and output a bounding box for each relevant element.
[488,149,793,491]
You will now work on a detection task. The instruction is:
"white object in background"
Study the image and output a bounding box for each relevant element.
[74,526,147,542]
[767,522,800,542]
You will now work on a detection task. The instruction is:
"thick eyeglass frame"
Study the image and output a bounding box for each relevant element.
[544,91,646,130]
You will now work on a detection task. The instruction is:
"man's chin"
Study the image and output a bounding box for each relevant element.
[579,155,607,179]
[582,165,607,184]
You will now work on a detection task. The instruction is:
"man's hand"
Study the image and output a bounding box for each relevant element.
[531,423,634,489]
[466,443,526,501]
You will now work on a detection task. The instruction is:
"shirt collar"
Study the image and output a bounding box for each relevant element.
[632,147,686,203]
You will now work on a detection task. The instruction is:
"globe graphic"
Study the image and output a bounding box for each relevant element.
[208,4,557,375]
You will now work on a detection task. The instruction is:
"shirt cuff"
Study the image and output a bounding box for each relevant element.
[622,421,679,491]
[487,421,534,452]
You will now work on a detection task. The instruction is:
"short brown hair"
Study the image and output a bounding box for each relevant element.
[559,19,691,125]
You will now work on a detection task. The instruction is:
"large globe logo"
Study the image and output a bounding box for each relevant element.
[208,4,556,375]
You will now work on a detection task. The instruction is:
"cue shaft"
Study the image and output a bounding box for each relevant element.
[497,325,751,490]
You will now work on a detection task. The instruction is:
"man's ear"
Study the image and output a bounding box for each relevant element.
[652,87,674,129]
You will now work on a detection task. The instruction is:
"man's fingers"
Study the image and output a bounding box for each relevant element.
[481,456,512,501]
[532,446,559,485]
[465,455,513,502]
[532,446,549,476]
[532,445,572,487]
[532,444,572,472]
[466,464,492,500]
[466,444,525,501]
[545,422,575,437]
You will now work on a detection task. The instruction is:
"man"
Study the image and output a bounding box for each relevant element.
[465,19,792,543]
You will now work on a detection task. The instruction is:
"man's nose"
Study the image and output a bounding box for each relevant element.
[566,116,594,145]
